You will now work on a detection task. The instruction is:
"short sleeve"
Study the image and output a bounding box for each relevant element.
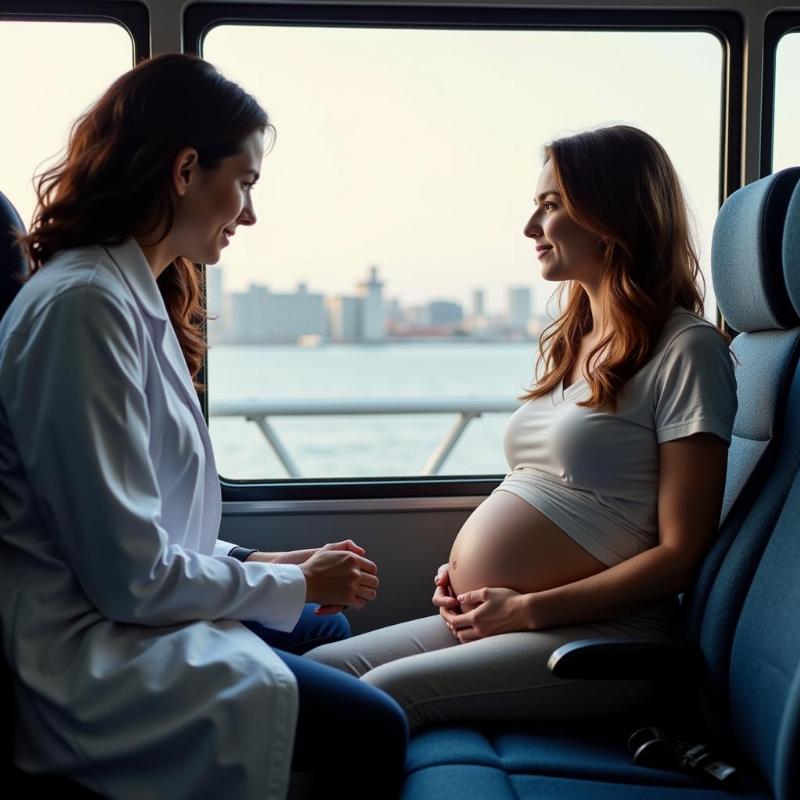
[653,324,738,445]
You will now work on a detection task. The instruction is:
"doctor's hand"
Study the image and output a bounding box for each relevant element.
[300,549,379,611]
[445,587,531,643]
[260,539,367,566]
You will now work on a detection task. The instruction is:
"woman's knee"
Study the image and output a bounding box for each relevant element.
[303,637,364,676]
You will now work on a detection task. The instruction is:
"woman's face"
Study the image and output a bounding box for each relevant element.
[172,129,265,265]
[523,159,603,286]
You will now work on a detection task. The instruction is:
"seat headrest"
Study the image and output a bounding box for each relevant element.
[712,167,800,333]
[783,181,800,316]
[0,191,29,321]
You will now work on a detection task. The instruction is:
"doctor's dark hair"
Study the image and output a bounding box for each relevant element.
[20,53,271,387]
[523,125,727,412]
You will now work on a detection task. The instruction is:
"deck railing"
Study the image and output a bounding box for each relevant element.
[209,397,518,477]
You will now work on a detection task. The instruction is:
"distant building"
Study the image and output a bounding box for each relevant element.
[357,266,386,340]
[228,283,325,343]
[509,287,532,329]
[428,300,463,326]
[472,289,485,317]
[327,296,362,340]
[385,298,403,325]
[406,304,432,327]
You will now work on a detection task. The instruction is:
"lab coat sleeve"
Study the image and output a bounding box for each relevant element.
[2,286,306,630]
[214,538,240,557]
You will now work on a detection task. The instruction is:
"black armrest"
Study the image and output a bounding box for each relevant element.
[546,638,703,679]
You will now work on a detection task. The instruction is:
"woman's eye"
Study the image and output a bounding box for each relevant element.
[243,181,257,191]
[543,201,556,211]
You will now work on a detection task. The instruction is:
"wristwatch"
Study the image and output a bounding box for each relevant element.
[228,546,258,562]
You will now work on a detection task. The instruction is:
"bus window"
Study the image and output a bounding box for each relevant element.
[0,20,133,232]
[773,31,800,172]
[199,23,724,483]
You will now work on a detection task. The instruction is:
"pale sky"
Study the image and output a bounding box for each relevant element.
[773,32,800,173]
[2,20,794,320]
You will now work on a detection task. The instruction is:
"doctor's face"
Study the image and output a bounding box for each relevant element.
[523,159,602,287]
[172,129,265,265]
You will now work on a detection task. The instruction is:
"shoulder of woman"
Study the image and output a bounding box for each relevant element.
[3,248,135,338]
[656,308,728,355]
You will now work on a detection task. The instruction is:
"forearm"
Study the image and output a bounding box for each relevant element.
[249,549,315,565]
[524,544,692,630]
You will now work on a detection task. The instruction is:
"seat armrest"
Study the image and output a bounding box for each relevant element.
[547,638,703,679]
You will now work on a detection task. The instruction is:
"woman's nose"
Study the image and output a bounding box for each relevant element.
[523,214,540,238]
[238,198,257,227]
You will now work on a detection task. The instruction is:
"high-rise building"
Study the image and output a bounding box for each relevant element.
[472,288,485,317]
[327,296,362,340]
[509,287,532,329]
[357,265,386,340]
[428,300,463,326]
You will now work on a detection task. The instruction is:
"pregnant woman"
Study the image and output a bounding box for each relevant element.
[305,124,738,730]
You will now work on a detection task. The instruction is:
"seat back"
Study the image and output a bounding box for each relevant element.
[678,173,800,799]
[0,190,28,776]
[727,453,800,800]
[715,167,800,524]
[682,168,800,653]
[0,191,28,318]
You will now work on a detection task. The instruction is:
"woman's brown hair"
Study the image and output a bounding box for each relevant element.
[20,53,270,387]
[524,125,724,412]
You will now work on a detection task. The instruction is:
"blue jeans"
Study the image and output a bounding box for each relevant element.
[242,603,353,654]
[243,605,408,798]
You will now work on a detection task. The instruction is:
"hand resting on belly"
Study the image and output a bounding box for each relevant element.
[446,490,608,613]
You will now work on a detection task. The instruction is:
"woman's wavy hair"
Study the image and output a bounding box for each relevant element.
[19,53,271,388]
[523,125,727,412]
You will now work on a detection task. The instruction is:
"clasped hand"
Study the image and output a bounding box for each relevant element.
[432,564,530,642]
[252,540,378,616]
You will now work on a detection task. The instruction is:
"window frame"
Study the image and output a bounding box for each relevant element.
[762,11,800,177]
[0,0,149,58]
[184,2,743,502]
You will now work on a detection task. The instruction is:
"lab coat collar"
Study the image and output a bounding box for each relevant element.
[102,237,205,420]
[102,238,168,322]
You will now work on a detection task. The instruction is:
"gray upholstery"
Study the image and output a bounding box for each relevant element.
[712,167,800,333]
[782,183,800,314]
[720,331,800,520]
[713,171,800,522]
[0,191,28,320]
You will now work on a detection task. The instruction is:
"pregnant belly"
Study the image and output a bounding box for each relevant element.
[448,490,608,602]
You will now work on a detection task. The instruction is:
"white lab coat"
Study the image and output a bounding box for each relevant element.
[0,238,307,799]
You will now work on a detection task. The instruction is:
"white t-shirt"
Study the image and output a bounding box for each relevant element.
[494,306,738,567]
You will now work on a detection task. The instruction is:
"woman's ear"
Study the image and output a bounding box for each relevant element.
[172,147,199,197]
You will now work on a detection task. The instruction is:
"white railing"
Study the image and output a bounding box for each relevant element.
[209,396,519,478]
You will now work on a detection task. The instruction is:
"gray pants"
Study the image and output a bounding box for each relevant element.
[304,597,679,731]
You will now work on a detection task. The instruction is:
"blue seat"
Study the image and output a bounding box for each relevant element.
[0,191,28,316]
[402,170,800,800]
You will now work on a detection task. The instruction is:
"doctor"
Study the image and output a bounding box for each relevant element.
[0,54,407,799]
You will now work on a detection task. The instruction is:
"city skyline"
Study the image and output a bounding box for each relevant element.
[9,25,800,325]
[207,263,541,344]
[2,21,736,325]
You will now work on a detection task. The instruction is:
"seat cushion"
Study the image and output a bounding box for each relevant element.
[403,767,770,800]
[404,723,770,799]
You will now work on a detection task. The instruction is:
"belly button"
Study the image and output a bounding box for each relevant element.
[450,559,457,571]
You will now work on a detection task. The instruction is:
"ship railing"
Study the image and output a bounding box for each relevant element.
[209,396,519,477]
